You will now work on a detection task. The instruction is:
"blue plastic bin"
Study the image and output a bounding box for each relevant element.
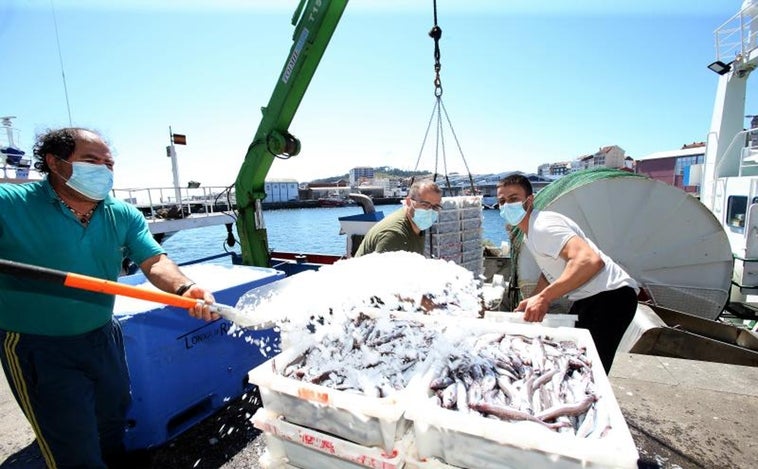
[114,264,284,450]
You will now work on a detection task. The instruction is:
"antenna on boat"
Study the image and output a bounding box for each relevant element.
[1,117,17,147]
[50,0,73,125]
[167,126,186,211]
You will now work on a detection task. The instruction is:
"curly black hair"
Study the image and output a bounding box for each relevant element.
[32,128,93,174]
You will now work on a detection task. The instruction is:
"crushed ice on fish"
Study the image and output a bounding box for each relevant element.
[231,251,485,334]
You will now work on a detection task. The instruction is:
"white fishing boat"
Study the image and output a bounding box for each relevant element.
[701,3,758,312]
[0,116,39,184]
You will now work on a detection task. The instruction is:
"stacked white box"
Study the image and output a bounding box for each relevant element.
[404,320,639,469]
[426,196,484,276]
[248,312,445,453]
[248,341,413,452]
[258,450,298,469]
[253,408,409,469]
[484,311,577,328]
[404,443,458,469]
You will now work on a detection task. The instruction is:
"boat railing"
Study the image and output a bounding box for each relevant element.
[738,128,758,176]
[713,5,758,63]
[0,162,40,182]
[708,128,758,178]
[112,185,236,220]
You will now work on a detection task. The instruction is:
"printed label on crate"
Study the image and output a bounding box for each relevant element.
[260,416,402,469]
[297,386,331,404]
[299,431,339,455]
[179,320,233,350]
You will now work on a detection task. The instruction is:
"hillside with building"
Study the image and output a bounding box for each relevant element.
[257,139,709,209]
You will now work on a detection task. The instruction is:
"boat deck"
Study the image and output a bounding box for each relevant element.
[145,212,234,235]
[0,352,755,468]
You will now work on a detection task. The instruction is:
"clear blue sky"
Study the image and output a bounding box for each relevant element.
[1,0,752,188]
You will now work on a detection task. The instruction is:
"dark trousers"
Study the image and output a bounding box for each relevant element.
[570,286,637,374]
[0,319,131,469]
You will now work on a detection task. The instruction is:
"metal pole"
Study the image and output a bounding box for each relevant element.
[169,126,182,210]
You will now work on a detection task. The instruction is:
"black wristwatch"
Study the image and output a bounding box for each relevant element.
[175,282,196,296]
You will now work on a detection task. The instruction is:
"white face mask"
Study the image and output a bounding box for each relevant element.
[499,200,527,226]
[57,159,114,200]
[412,207,439,231]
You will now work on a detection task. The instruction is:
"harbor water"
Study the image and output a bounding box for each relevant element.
[163,204,509,264]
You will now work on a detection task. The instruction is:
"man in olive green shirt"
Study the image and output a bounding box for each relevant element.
[355,181,442,256]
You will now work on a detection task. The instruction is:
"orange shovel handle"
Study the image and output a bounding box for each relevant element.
[65,273,199,309]
[0,258,198,309]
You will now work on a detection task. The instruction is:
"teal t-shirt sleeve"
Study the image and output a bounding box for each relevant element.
[123,204,165,265]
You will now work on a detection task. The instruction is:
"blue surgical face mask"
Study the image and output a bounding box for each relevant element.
[412,208,438,231]
[500,201,527,226]
[60,160,114,201]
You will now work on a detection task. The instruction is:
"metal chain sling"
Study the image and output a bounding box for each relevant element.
[412,0,476,197]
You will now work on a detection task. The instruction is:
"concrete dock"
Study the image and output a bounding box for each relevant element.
[1,352,756,468]
[609,353,757,468]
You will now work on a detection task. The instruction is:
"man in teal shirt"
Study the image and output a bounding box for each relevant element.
[354,181,443,256]
[0,128,218,468]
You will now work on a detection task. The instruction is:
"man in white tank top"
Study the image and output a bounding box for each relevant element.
[496,174,639,373]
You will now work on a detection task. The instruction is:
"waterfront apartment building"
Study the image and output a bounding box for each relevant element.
[579,145,627,170]
[349,167,375,185]
[538,145,629,177]
[538,161,573,177]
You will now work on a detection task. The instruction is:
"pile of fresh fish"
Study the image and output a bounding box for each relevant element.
[278,313,440,398]
[428,332,608,437]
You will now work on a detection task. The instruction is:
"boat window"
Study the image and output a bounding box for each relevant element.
[727,195,748,229]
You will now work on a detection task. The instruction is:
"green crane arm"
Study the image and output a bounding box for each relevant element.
[235,0,349,267]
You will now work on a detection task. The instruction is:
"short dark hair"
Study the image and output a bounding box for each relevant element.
[32,128,95,174]
[408,180,441,199]
[497,174,533,197]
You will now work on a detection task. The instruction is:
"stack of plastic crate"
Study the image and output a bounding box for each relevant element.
[248,312,445,469]
[425,196,483,276]
[249,339,414,469]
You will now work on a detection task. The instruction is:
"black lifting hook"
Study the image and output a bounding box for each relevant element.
[429,24,443,97]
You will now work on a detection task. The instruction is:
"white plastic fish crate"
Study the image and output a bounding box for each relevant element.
[404,320,639,469]
[459,259,483,276]
[258,450,299,469]
[404,444,458,469]
[436,209,460,223]
[461,217,482,230]
[429,220,461,234]
[444,196,481,209]
[460,228,482,242]
[429,230,462,245]
[253,408,409,469]
[461,239,482,254]
[427,242,463,258]
[248,313,442,452]
[484,311,577,328]
[461,249,483,264]
[459,206,482,220]
[435,252,463,264]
